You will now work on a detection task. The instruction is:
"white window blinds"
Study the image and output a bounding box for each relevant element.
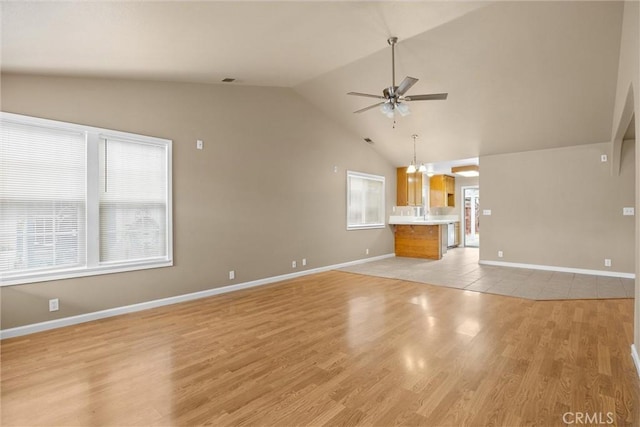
[347,171,385,230]
[0,112,172,286]
[0,120,86,273]
[99,138,168,263]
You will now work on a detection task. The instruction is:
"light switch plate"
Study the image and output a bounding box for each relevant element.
[623,207,635,216]
[196,139,203,150]
[483,209,492,216]
[601,154,608,162]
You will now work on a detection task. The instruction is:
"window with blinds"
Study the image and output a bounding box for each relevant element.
[0,112,172,286]
[346,171,385,230]
[0,122,86,274]
[99,138,168,264]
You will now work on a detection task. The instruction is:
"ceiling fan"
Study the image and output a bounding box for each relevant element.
[347,37,448,118]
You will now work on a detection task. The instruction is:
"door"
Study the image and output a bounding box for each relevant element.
[463,187,479,247]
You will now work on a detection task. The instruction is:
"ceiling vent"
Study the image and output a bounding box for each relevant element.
[363,137,374,144]
[221,78,236,83]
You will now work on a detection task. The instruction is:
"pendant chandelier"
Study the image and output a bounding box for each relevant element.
[407,134,427,174]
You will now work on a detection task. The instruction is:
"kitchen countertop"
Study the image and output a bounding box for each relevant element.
[388,216,460,225]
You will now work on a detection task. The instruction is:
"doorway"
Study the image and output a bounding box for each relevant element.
[463,187,479,247]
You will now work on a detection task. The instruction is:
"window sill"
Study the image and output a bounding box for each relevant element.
[0,259,173,286]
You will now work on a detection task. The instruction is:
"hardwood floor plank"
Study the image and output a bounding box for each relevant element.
[1,271,638,426]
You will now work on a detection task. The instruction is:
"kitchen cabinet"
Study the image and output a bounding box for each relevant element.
[429,175,456,208]
[397,167,423,206]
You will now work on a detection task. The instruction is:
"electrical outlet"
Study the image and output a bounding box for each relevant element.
[623,207,635,216]
[601,154,607,162]
[229,270,235,280]
[49,298,59,312]
[483,209,492,216]
[302,258,307,266]
[366,248,369,255]
[292,261,297,268]
[604,259,611,267]
[196,139,203,150]
[498,250,503,258]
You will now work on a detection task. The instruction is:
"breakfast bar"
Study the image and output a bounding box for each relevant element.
[389,216,458,260]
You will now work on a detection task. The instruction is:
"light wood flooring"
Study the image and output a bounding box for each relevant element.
[1,271,638,426]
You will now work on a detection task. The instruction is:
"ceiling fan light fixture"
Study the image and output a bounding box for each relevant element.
[347,36,448,119]
[380,102,394,118]
[396,102,410,117]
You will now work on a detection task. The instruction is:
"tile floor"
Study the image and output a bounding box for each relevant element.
[339,247,635,300]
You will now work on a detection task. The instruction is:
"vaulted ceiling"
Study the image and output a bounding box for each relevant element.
[1,1,625,167]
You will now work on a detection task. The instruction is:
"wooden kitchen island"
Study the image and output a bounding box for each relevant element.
[393,223,444,260]
[388,214,459,260]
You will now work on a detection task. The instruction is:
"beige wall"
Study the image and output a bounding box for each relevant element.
[0,73,396,329]
[479,141,635,273]
[610,1,639,355]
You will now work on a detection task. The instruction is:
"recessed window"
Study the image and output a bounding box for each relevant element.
[346,171,385,230]
[0,112,172,286]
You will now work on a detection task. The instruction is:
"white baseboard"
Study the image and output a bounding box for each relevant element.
[0,253,395,340]
[632,345,640,379]
[479,260,635,279]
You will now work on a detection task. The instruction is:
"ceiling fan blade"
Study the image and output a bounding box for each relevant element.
[347,92,386,100]
[353,102,385,113]
[404,93,448,101]
[396,77,419,96]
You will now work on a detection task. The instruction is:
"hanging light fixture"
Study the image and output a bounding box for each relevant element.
[407,134,426,173]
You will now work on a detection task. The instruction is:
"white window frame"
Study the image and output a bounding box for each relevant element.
[346,170,386,230]
[0,112,173,286]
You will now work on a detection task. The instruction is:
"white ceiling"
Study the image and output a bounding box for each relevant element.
[1,1,626,168]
